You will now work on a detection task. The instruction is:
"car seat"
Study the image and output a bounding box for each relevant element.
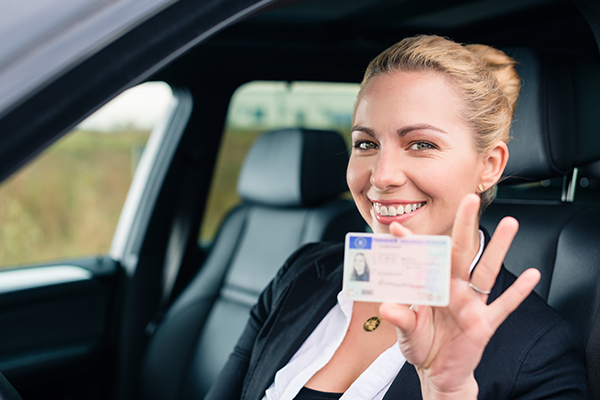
[480,48,600,397]
[139,128,365,400]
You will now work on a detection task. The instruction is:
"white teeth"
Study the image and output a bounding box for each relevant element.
[374,202,424,216]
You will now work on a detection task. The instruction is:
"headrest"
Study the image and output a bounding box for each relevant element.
[570,55,600,167]
[237,128,349,207]
[502,48,576,184]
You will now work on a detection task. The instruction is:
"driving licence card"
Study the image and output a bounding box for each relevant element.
[343,232,451,306]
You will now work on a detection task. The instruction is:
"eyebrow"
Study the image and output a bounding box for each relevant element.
[351,124,448,137]
[351,126,376,137]
[398,124,448,136]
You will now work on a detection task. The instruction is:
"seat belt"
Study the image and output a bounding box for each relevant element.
[146,169,201,335]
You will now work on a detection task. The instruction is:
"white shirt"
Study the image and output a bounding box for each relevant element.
[263,230,485,400]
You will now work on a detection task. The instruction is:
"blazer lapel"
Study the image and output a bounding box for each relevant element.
[383,362,423,400]
[243,231,509,400]
[243,259,343,400]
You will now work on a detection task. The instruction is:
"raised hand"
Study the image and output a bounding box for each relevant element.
[379,193,540,400]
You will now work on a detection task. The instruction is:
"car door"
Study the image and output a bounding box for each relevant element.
[0,0,286,399]
[0,83,191,400]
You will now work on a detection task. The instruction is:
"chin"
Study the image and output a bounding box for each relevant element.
[372,226,390,234]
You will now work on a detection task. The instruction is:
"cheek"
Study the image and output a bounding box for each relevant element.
[346,157,369,196]
[426,156,481,204]
[347,157,374,225]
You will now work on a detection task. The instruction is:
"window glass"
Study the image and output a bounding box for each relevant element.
[200,81,359,242]
[0,82,173,268]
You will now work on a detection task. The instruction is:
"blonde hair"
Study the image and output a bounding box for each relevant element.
[356,35,520,209]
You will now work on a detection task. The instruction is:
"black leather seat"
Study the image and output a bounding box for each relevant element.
[480,48,600,397]
[139,128,364,400]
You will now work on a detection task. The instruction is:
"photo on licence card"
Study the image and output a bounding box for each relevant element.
[343,232,451,306]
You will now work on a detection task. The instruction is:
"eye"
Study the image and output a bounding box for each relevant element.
[409,141,436,151]
[353,140,378,151]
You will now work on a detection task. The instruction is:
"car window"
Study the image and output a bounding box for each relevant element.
[0,82,173,268]
[200,80,360,243]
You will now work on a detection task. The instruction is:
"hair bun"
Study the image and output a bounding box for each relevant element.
[467,44,520,116]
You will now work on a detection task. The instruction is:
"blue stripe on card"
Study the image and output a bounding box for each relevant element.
[349,236,371,249]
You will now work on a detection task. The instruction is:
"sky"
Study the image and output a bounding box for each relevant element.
[76,80,360,132]
[77,82,173,131]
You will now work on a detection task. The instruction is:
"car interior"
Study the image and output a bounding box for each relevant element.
[1,0,600,399]
[139,128,365,400]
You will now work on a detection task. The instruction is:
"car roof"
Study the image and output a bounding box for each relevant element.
[0,0,598,183]
[0,0,272,182]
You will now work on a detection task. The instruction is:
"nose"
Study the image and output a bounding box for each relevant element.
[370,147,407,190]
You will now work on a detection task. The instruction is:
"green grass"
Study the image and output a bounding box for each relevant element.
[200,128,263,242]
[0,125,352,268]
[0,127,262,268]
[0,129,149,268]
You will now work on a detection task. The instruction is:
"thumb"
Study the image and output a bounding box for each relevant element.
[380,302,416,334]
[389,221,414,237]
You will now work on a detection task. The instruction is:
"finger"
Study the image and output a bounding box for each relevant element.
[487,268,541,329]
[451,194,481,281]
[470,217,519,294]
[389,221,413,237]
[380,302,416,334]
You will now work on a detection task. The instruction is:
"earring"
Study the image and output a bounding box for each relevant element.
[478,184,486,192]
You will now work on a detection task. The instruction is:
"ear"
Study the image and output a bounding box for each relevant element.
[480,141,509,188]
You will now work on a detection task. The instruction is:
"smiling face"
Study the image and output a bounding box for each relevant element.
[353,253,367,275]
[347,71,487,236]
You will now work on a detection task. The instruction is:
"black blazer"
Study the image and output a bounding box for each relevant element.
[206,240,588,400]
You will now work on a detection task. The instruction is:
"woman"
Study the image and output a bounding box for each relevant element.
[206,35,588,399]
[350,253,370,282]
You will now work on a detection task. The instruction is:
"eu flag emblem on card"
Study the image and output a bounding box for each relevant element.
[349,236,372,249]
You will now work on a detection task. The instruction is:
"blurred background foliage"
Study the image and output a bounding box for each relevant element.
[200,128,263,243]
[0,80,359,269]
[0,129,149,268]
[200,81,357,241]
